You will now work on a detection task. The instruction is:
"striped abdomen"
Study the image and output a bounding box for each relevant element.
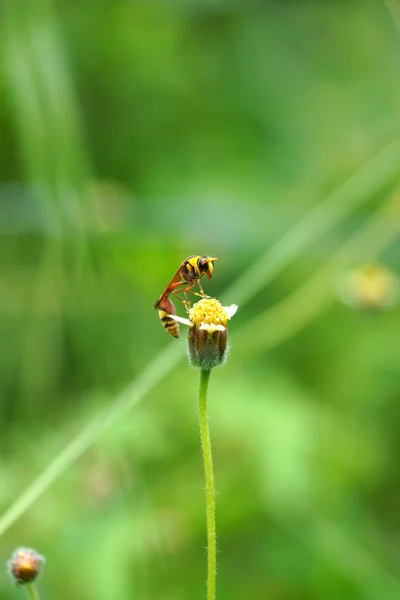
[158,296,179,338]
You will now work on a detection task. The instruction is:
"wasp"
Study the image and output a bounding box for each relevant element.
[154,255,218,338]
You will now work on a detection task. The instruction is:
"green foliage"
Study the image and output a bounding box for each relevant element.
[0,1,400,599]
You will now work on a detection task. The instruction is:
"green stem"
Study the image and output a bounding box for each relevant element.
[198,368,216,600]
[25,583,40,600]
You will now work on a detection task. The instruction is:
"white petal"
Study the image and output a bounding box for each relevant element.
[199,323,226,332]
[225,304,238,319]
[169,314,193,326]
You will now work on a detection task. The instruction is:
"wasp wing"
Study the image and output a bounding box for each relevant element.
[153,262,185,309]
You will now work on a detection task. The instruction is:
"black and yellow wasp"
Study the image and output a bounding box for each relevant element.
[154,255,218,338]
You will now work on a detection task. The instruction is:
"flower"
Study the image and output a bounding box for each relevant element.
[337,264,399,311]
[7,547,45,585]
[171,298,238,369]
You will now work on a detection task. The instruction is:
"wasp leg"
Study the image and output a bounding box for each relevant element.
[181,286,209,310]
[197,279,205,295]
[168,281,193,311]
[183,290,207,308]
[171,282,204,311]
[170,281,209,312]
[172,291,190,312]
[196,279,211,299]
[172,288,200,312]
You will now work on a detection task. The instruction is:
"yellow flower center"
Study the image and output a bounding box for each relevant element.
[189,298,229,328]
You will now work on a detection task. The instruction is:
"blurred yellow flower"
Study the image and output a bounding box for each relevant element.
[337,264,399,310]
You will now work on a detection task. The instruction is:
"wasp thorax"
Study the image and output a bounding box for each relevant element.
[7,548,45,585]
[187,298,237,369]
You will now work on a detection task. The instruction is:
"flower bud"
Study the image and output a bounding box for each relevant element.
[7,547,45,585]
[188,323,228,369]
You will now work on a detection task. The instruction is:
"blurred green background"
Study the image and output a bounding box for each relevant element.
[1,0,400,598]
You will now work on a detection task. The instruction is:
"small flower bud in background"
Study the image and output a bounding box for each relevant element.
[337,264,399,311]
[7,547,45,585]
[170,298,238,369]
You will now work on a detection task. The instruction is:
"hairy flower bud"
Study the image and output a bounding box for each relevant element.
[170,298,237,370]
[7,547,45,585]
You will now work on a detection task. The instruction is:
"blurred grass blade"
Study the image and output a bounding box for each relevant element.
[232,185,400,362]
[1,0,99,406]
[0,341,183,538]
[0,149,399,538]
[2,0,92,225]
[385,0,400,34]
[223,142,400,306]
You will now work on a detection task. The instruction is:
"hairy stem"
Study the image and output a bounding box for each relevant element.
[198,368,216,600]
[26,583,39,600]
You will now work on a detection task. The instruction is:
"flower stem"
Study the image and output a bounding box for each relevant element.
[25,584,40,600]
[198,368,216,600]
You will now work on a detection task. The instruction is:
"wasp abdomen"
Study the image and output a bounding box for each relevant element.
[158,297,179,338]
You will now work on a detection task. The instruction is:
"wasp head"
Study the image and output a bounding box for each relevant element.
[199,256,218,281]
